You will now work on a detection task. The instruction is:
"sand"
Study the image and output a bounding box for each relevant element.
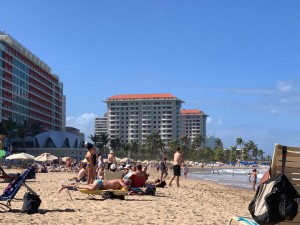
[0,168,255,225]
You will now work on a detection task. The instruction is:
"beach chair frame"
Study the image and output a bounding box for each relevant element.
[0,166,37,211]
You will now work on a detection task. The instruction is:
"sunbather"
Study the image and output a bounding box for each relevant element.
[59,178,129,193]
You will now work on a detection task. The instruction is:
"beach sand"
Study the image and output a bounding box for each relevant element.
[0,168,255,225]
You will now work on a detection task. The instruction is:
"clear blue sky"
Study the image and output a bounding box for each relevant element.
[1,1,300,156]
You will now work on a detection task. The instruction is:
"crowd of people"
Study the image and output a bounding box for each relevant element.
[59,144,186,193]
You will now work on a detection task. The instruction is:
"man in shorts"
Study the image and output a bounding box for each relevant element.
[169,147,185,187]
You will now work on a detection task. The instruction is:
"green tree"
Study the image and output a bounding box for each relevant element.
[17,120,30,150]
[99,133,109,152]
[191,134,204,150]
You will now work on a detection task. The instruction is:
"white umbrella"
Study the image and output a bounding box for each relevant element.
[121,157,135,163]
[62,156,70,162]
[6,152,35,160]
[35,153,58,162]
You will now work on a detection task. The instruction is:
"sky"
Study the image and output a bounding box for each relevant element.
[1,1,300,156]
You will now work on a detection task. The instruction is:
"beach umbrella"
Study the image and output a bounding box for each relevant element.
[61,156,70,162]
[34,153,58,162]
[0,150,6,159]
[6,152,34,160]
[121,157,134,163]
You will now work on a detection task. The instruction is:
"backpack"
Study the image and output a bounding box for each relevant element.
[21,192,42,214]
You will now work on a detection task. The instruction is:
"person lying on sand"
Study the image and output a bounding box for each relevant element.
[59,178,129,193]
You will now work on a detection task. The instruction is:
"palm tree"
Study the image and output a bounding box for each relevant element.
[17,120,30,150]
[191,134,204,150]
[180,135,191,159]
[215,138,223,148]
[89,134,101,148]
[99,133,109,152]
[3,118,17,149]
[30,121,44,136]
[236,137,244,148]
[245,140,258,160]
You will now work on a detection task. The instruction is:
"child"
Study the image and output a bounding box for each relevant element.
[183,165,188,179]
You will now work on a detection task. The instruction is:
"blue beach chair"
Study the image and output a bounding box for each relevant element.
[0,165,37,211]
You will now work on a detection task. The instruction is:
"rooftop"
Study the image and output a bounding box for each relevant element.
[180,109,203,114]
[107,93,184,102]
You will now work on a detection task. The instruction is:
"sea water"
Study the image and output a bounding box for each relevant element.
[188,167,268,190]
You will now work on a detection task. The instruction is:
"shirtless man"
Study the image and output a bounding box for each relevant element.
[59,178,129,193]
[107,150,116,171]
[169,147,185,187]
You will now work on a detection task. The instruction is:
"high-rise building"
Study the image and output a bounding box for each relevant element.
[95,113,108,135]
[105,93,184,144]
[0,32,64,130]
[180,109,208,146]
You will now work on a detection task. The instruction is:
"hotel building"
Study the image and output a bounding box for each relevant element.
[105,94,184,144]
[180,109,208,146]
[0,32,65,130]
[94,113,108,135]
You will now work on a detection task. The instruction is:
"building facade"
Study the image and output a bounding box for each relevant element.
[94,113,108,136]
[180,109,208,146]
[105,94,184,144]
[0,32,64,130]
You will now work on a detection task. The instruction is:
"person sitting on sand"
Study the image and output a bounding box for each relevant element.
[69,163,87,182]
[59,178,129,193]
[134,163,148,178]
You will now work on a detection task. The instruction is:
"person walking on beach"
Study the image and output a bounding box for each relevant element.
[160,155,168,181]
[169,147,185,187]
[251,169,257,190]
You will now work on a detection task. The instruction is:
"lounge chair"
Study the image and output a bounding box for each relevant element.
[229,143,300,225]
[0,165,37,211]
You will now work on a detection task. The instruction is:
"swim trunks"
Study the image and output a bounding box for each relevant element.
[96,179,104,189]
[173,165,181,176]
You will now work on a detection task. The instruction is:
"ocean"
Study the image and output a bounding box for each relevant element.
[188,167,268,190]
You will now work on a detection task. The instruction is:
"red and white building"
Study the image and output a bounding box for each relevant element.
[0,32,65,131]
[180,109,208,144]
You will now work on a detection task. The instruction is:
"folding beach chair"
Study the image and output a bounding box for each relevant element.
[268,144,300,224]
[229,144,300,225]
[0,165,37,211]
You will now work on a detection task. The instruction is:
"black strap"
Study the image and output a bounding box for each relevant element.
[282,146,287,174]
